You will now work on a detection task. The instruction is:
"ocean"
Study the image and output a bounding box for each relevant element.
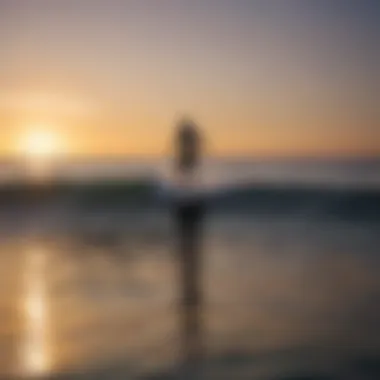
[0,158,379,379]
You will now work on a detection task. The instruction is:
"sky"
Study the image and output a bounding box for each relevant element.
[0,0,379,158]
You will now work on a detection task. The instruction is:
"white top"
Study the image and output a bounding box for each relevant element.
[157,170,205,202]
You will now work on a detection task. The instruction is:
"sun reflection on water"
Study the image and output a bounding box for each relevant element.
[22,245,50,375]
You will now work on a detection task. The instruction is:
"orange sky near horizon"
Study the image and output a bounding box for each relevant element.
[0,1,379,159]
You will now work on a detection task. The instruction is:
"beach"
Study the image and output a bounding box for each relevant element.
[0,159,379,379]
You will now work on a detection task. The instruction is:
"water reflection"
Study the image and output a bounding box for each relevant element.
[21,245,50,375]
[1,216,376,379]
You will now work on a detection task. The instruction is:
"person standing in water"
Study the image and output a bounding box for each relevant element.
[173,117,205,369]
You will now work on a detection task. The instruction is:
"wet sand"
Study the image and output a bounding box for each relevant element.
[0,213,379,379]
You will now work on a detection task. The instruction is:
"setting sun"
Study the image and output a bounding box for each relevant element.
[19,130,60,158]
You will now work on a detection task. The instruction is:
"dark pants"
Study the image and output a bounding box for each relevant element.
[174,200,205,364]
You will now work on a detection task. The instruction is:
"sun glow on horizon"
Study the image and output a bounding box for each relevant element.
[16,127,66,180]
[19,130,61,158]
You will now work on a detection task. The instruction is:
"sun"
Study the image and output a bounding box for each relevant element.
[18,129,64,180]
[20,130,60,158]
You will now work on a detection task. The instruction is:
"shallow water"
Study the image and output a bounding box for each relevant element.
[0,209,379,379]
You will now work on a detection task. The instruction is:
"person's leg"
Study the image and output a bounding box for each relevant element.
[176,202,204,365]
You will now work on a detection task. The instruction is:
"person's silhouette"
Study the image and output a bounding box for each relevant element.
[173,118,205,369]
[175,118,201,174]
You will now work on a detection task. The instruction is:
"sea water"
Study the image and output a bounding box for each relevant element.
[0,158,379,379]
